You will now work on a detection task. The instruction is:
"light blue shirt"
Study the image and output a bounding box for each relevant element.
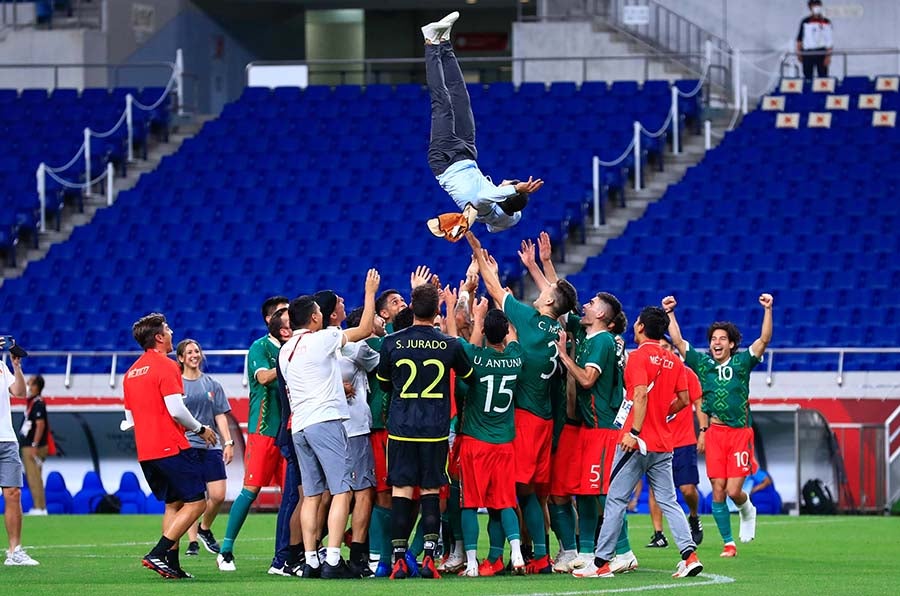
[436,159,522,232]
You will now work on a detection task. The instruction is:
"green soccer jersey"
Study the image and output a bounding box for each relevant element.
[246,335,282,437]
[566,314,624,429]
[685,343,761,428]
[366,336,390,430]
[459,340,523,444]
[502,294,564,420]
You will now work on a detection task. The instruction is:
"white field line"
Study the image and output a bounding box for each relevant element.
[492,569,735,596]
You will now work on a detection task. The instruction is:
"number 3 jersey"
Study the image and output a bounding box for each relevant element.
[458,340,524,444]
[377,325,473,441]
[502,294,563,420]
[684,342,761,428]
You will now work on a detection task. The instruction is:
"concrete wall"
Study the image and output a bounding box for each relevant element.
[0,28,108,90]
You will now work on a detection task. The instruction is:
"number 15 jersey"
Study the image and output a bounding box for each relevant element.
[459,340,524,444]
[377,324,473,441]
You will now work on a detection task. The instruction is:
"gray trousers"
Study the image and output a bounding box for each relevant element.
[426,41,478,176]
[595,448,696,561]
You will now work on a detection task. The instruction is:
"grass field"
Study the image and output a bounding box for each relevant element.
[4,513,899,595]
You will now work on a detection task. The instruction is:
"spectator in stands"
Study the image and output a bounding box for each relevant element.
[796,0,834,78]
[123,313,217,579]
[421,12,542,235]
[1,341,39,565]
[20,375,50,516]
[176,339,234,558]
[217,295,289,572]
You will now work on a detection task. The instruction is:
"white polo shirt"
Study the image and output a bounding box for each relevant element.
[0,361,17,442]
[280,327,349,433]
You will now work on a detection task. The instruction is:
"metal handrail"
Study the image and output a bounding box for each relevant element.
[778,47,900,80]
[764,347,900,388]
[0,61,176,90]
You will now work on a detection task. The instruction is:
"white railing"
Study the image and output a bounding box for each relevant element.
[885,405,900,512]
[33,49,184,233]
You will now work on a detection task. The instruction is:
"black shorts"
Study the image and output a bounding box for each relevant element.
[387,437,448,489]
[672,444,700,487]
[194,448,227,483]
[140,449,207,504]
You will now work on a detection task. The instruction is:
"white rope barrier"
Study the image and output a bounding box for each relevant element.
[89,108,128,139]
[596,138,637,167]
[45,142,85,174]
[131,74,178,111]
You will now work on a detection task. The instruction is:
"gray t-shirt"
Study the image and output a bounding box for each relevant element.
[183,374,231,450]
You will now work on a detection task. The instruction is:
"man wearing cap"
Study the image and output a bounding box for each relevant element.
[796,0,833,78]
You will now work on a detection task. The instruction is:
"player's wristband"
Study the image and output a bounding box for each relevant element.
[224,440,234,447]
[629,428,641,438]
[193,424,206,436]
[699,427,709,433]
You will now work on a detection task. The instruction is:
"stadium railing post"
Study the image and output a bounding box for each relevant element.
[732,48,742,109]
[36,163,46,234]
[126,94,134,163]
[106,162,114,206]
[741,84,749,115]
[633,121,641,192]
[592,155,601,228]
[704,120,711,151]
[83,127,92,197]
[176,48,185,116]
[671,85,680,155]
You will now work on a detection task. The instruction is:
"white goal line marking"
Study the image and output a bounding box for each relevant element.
[489,569,735,596]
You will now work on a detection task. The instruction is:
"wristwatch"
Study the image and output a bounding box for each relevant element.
[193,424,206,436]
[224,440,235,447]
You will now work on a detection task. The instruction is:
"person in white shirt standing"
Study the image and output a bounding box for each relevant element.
[0,338,39,566]
[280,270,380,579]
[796,0,834,78]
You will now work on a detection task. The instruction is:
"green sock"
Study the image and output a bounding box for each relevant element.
[712,501,733,543]
[500,507,521,541]
[550,502,577,551]
[576,497,599,553]
[487,512,505,562]
[448,484,463,544]
[221,488,257,554]
[522,493,547,558]
[461,508,480,552]
[371,505,391,558]
[615,513,631,555]
[410,517,425,557]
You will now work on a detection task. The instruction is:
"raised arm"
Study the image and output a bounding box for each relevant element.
[410,265,433,290]
[537,231,559,284]
[468,297,488,347]
[662,295,688,357]
[749,293,774,358]
[344,269,381,343]
[440,285,459,338]
[465,232,509,306]
[518,238,551,293]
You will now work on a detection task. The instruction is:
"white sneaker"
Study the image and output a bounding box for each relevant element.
[553,550,577,573]
[26,508,48,516]
[459,565,479,577]
[571,559,614,578]
[739,502,757,543]
[436,550,465,573]
[567,553,594,571]
[421,11,459,44]
[438,11,459,42]
[5,545,39,566]
[609,550,639,573]
[672,552,703,578]
[216,552,236,571]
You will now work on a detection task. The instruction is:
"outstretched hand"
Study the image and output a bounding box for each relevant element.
[759,293,774,309]
[518,238,536,268]
[661,295,677,312]
[537,231,553,263]
[410,265,433,289]
[515,176,544,194]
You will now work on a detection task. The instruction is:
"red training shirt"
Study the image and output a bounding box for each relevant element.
[668,367,702,448]
[123,349,190,461]
[622,340,689,453]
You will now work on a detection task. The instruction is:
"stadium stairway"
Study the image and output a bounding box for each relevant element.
[0,113,213,286]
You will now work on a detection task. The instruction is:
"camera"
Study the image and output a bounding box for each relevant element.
[0,336,28,358]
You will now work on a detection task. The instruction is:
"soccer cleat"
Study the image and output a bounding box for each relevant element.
[688,515,704,546]
[5,546,40,566]
[197,526,221,554]
[525,554,552,575]
[609,550,639,574]
[567,553,594,571]
[390,558,409,580]
[510,554,526,576]
[437,550,465,573]
[739,502,757,543]
[720,543,737,558]
[185,542,200,556]
[479,557,504,577]
[646,531,669,548]
[142,554,178,578]
[348,558,375,578]
[419,555,441,579]
[267,561,292,576]
[375,560,392,577]
[553,550,577,573]
[216,551,236,571]
[459,565,479,577]
[300,563,321,578]
[172,566,194,579]
[572,560,614,578]
[404,551,420,577]
[672,552,704,578]
[322,557,360,579]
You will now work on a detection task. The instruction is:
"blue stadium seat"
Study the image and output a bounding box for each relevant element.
[114,471,147,514]
[45,471,74,514]
[72,471,106,514]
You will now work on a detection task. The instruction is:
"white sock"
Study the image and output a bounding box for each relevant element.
[454,540,464,556]
[465,549,478,568]
[563,548,577,557]
[737,495,754,514]
[370,553,380,562]
[305,551,320,568]
[326,547,341,566]
[510,538,523,561]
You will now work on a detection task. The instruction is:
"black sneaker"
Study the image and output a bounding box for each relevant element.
[197,525,221,554]
[142,554,179,579]
[172,566,194,579]
[322,558,360,579]
[348,558,374,578]
[688,515,704,546]
[646,531,669,548]
[300,563,321,578]
[185,542,200,556]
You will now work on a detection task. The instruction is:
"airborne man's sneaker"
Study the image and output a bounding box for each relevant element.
[421,11,459,45]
